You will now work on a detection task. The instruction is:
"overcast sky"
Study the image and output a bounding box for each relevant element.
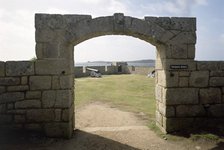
[0,0,224,62]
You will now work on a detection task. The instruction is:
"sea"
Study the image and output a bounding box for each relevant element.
[75,62,155,67]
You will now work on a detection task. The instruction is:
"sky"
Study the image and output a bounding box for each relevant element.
[0,0,224,62]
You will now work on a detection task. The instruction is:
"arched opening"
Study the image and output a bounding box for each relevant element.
[33,13,198,138]
[73,35,156,143]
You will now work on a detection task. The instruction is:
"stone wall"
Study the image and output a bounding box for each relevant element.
[2,13,223,138]
[0,60,73,138]
[128,66,155,75]
[74,65,155,77]
[156,61,224,132]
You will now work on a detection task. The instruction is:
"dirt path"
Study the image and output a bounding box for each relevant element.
[0,102,223,150]
[75,102,220,150]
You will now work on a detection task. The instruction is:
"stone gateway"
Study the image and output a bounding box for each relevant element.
[0,13,224,138]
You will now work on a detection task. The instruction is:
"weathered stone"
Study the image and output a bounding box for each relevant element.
[179,71,190,77]
[44,122,73,138]
[169,44,188,59]
[176,105,206,117]
[187,44,195,59]
[163,117,194,132]
[179,77,189,87]
[0,61,5,77]
[0,114,13,124]
[165,88,199,105]
[158,102,175,117]
[7,109,26,114]
[15,100,41,109]
[35,59,72,75]
[155,85,162,101]
[210,77,224,86]
[210,71,224,77]
[0,77,20,85]
[60,75,73,89]
[189,71,209,87]
[208,104,224,117]
[200,88,221,104]
[42,90,56,108]
[168,32,196,44]
[7,85,29,92]
[55,109,61,121]
[21,76,28,85]
[0,86,5,94]
[25,124,42,131]
[52,76,60,90]
[30,76,51,90]
[7,103,14,109]
[27,109,55,122]
[35,29,56,42]
[197,61,220,71]
[156,111,163,125]
[0,92,24,103]
[26,91,41,99]
[6,61,34,76]
[62,106,74,121]
[0,104,6,113]
[55,90,72,108]
[14,115,26,123]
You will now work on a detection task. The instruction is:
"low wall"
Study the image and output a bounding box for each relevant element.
[156,61,224,132]
[0,61,73,137]
[128,66,155,75]
[74,66,155,77]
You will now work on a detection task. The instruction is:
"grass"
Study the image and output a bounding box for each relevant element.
[75,74,155,118]
[74,74,224,142]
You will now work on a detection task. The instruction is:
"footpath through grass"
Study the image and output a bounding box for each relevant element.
[75,74,155,118]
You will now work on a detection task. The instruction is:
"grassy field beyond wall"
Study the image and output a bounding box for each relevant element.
[75,74,155,118]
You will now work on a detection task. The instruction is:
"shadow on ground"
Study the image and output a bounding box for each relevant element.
[0,129,140,150]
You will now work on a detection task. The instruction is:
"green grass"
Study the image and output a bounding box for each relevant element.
[75,74,155,118]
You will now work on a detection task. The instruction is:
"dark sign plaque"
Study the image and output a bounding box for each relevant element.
[170,65,188,69]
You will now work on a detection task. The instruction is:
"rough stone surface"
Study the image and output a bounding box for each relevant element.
[35,59,72,75]
[0,62,5,77]
[21,76,28,85]
[210,77,224,86]
[189,71,209,87]
[0,86,5,94]
[176,105,206,117]
[0,77,20,86]
[0,114,13,124]
[44,122,72,138]
[42,90,56,108]
[26,91,41,99]
[6,61,34,76]
[208,104,224,117]
[197,61,220,71]
[158,102,175,117]
[164,117,194,132]
[27,109,55,122]
[0,92,24,103]
[55,90,72,108]
[15,100,41,109]
[7,85,29,92]
[200,88,222,104]
[165,88,199,105]
[30,76,51,90]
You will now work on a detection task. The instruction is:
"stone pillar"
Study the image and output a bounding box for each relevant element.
[153,17,197,132]
[35,14,74,138]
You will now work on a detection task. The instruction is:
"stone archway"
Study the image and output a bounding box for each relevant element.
[34,13,196,138]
